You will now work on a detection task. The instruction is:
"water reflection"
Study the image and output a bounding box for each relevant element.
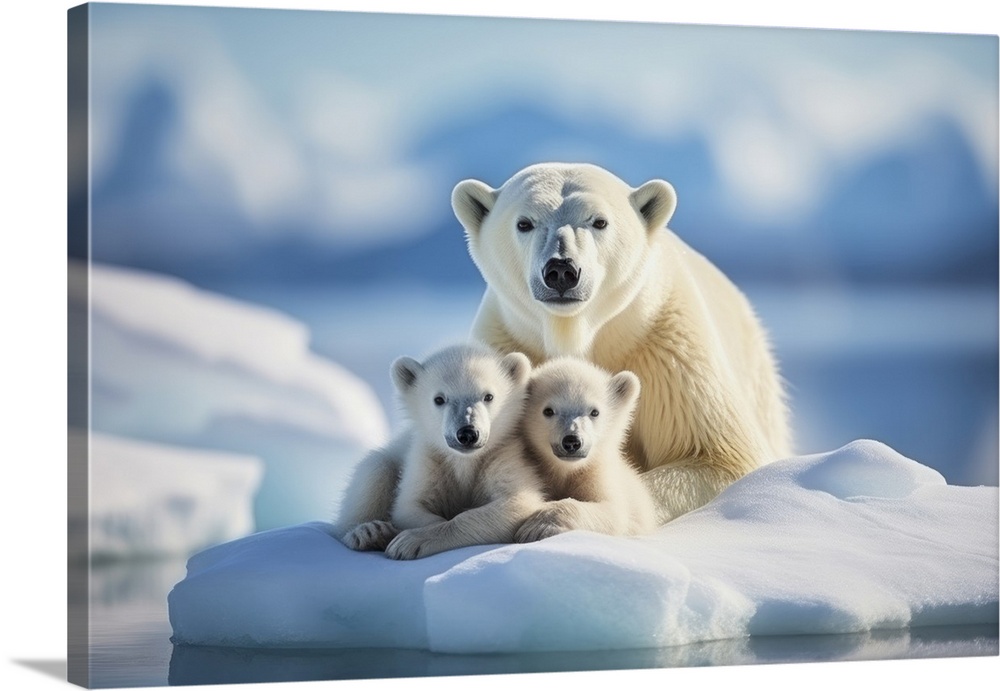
[72,559,186,688]
[168,626,998,686]
[75,558,997,688]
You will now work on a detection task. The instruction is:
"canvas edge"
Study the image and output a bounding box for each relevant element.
[67,3,90,688]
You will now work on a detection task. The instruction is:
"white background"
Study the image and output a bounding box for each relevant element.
[1,1,997,690]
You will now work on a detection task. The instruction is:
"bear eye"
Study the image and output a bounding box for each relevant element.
[516,218,534,233]
[592,218,608,230]
[484,393,494,403]
[434,395,445,406]
[543,407,554,417]
[590,409,600,417]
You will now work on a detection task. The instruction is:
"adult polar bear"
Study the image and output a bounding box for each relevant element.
[452,163,791,522]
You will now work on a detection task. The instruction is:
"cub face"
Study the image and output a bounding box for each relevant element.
[452,163,677,319]
[525,357,641,468]
[391,345,531,458]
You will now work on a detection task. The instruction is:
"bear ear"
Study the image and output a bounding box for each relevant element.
[452,179,498,236]
[629,179,677,233]
[390,356,423,392]
[500,352,532,387]
[608,371,641,412]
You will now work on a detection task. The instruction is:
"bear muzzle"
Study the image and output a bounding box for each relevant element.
[448,425,487,452]
[542,258,581,295]
[531,258,591,308]
[551,434,590,460]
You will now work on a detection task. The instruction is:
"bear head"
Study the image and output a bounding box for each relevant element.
[452,163,676,324]
[391,344,531,459]
[524,356,640,470]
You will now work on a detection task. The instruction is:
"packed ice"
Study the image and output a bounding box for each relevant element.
[72,431,263,560]
[69,260,390,531]
[168,440,998,652]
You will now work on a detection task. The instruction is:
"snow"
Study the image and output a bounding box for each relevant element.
[71,431,263,560]
[70,260,390,530]
[168,440,998,652]
[74,260,388,448]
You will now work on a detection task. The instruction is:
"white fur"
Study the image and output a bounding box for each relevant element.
[514,357,657,541]
[335,344,545,559]
[453,163,792,523]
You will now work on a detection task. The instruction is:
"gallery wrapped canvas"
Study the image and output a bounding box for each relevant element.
[67,2,998,688]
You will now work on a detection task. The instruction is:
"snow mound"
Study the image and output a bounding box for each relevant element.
[70,260,390,529]
[72,431,263,560]
[168,440,998,652]
[74,260,388,448]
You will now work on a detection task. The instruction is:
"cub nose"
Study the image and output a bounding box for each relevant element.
[456,425,480,448]
[542,258,580,295]
[561,434,582,454]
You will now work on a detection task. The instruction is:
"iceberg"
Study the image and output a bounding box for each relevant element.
[70,260,390,530]
[71,430,263,560]
[168,440,999,653]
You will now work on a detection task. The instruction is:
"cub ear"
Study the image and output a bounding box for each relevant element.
[629,179,677,233]
[390,356,423,393]
[500,352,532,387]
[452,179,498,237]
[608,370,641,413]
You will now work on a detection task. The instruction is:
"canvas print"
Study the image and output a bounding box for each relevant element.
[67,2,999,688]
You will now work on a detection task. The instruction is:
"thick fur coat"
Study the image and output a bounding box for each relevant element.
[452,163,791,522]
[336,344,544,559]
[514,357,657,541]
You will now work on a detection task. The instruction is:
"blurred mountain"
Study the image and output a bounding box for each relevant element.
[813,115,999,283]
[81,84,998,288]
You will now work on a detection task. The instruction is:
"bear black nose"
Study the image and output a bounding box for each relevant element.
[456,426,480,447]
[561,434,582,454]
[542,258,580,295]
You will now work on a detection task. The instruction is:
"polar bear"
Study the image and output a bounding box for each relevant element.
[336,344,545,560]
[514,357,657,542]
[452,163,791,523]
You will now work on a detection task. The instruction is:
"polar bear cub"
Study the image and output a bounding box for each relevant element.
[338,343,545,560]
[515,357,657,542]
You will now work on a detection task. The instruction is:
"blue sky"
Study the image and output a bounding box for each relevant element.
[83,2,998,277]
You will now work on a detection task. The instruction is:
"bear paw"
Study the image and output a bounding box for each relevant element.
[342,520,399,551]
[384,529,433,560]
[514,503,578,543]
